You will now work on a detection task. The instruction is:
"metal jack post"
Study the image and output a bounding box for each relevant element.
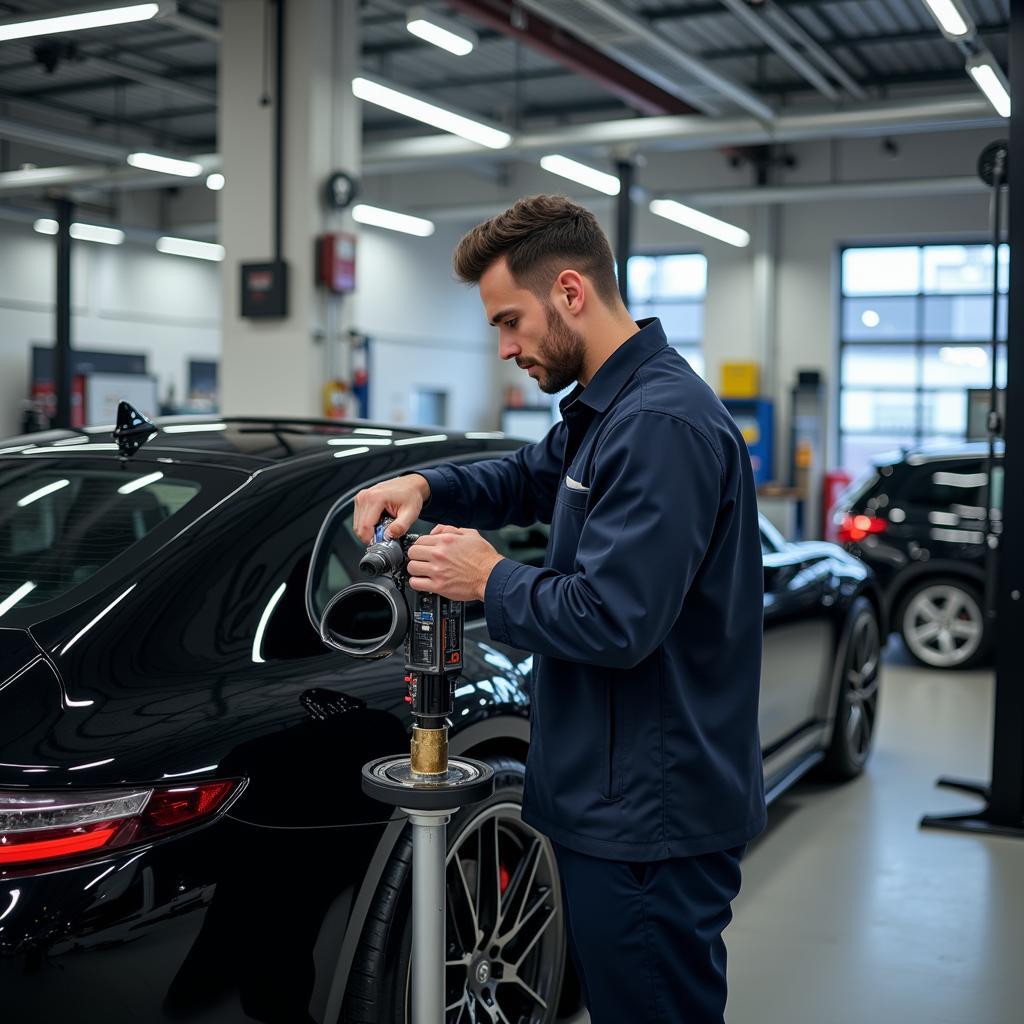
[363,672,493,1024]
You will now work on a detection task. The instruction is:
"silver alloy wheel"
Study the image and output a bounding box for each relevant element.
[902,583,985,669]
[843,610,881,762]
[405,801,564,1024]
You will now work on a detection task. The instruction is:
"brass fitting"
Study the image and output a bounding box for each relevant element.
[410,725,448,776]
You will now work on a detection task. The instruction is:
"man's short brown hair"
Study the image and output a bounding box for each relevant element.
[453,194,620,305]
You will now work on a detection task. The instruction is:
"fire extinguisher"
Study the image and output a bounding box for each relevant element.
[822,469,853,542]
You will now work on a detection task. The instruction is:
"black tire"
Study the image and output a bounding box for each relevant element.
[820,596,882,781]
[342,755,567,1024]
[896,576,991,671]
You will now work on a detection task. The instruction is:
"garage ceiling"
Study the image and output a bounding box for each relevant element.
[0,0,1011,174]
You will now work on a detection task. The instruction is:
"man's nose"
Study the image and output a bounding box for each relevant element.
[498,334,521,361]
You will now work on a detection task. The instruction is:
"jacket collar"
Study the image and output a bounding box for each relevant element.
[559,318,668,416]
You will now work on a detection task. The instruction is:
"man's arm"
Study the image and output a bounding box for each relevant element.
[417,421,565,530]
[483,411,726,669]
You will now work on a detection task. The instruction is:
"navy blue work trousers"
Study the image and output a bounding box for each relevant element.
[553,843,746,1024]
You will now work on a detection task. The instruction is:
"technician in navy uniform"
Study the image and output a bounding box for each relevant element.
[354,194,766,1024]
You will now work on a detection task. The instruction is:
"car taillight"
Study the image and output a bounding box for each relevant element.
[0,780,239,869]
[837,513,888,544]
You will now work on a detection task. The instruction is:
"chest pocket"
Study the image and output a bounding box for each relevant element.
[549,468,591,572]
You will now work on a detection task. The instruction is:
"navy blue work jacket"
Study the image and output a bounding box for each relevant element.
[420,319,766,861]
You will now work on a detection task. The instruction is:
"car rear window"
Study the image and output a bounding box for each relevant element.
[899,459,990,512]
[0,462,203,614]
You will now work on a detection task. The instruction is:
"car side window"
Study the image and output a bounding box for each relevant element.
[900,459,990,518]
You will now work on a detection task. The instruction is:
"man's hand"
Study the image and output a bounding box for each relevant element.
[407,525,504,603]
[353,474,431,544]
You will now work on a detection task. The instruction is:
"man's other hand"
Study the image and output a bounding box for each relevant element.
[407,525,504,603]
[353,474,431,544]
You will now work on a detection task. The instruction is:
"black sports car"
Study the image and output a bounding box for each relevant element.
[0,417,882,1024]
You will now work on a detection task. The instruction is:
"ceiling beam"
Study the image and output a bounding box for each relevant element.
[448,0,698,116]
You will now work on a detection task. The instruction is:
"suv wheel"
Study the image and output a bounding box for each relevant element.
[898,578,989,670]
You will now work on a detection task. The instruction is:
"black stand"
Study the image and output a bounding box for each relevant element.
[920,26,1024,840]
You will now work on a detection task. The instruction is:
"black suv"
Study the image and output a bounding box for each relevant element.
[834,442,1004,670]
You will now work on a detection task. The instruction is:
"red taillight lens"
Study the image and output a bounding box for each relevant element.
[837,513,888,544]
[0,780,239,870]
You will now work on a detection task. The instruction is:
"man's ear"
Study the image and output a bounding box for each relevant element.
[553,269,585,316]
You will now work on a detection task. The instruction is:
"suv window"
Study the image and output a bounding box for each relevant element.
[900,459,995,517]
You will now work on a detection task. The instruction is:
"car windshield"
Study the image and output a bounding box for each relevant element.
[0,461,203,616]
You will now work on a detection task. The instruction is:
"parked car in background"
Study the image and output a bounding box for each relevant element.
[0,417,883,1024]
[833,442,1004,670]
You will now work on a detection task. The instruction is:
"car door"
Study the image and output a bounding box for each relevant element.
[758,517,834,751]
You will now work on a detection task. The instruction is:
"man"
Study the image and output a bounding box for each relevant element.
[353,194,765,1023]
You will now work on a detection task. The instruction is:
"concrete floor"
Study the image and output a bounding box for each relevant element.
[570,641,1024,1023]
[725,641,1024,1024]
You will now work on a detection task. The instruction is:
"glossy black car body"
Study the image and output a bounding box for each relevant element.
[0,417,883,1024]
[833,442,1003,669]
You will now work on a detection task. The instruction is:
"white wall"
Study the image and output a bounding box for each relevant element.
[0,223,221,437]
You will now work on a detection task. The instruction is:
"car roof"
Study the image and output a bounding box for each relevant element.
[872,439,1005,468]
[0,417,515,471]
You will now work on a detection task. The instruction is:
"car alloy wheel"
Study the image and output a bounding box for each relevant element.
[842,609,881,766]
[902,582,985,669]
[405,802,564,1024]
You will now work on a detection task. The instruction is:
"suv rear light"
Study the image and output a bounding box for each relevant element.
[837,513,888,544]
[0,780,239,869]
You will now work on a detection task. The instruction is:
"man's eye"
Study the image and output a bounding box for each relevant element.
[505,319,518,329]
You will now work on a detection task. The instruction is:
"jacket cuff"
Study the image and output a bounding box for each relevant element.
[417,467,457,520]
[484,557,527,645]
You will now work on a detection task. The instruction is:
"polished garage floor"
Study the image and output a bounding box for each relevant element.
[572,643,1024,1023]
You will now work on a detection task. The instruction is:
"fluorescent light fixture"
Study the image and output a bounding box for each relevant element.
[352,75,511,150]
[72,223,124,245]
[118,471,163,494]
[352,203,435,237]
[33,219,124,244]
[353,427,393,436]
[649,199,750,248]
[465,431,505,439]
[333,446,371,459]
[406,6,476,56]
[0,3,160,42]
[921,0,974,40]
[540,155,620,196]
[966,52,1010,119]
[327,437,392,446]
[156,236,225,261]
[17,479,71,507]
[206,172,225,191]
[0,582,35,618]
[127,151,203,177]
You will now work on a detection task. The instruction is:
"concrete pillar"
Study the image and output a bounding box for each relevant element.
[219,0,361,418]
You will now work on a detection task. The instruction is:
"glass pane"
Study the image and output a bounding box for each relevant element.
[842,296,917,340]
[922,244,994,294]
[921,391,968,436]
[659,253,707,297]
[998,244,1009,293]
[899,460,986,511]
[922,294,999,341]
[839,434,915,479]
[633,301,702,341]
[627,256,657,303]
[841,345,917,386]
[921,345,996,388]
[841,390,917,433]
[842,246,920,295]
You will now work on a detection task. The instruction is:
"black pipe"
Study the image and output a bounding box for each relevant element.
[273,0,285,263]
[614,159,634,307]
[54,197,73,430]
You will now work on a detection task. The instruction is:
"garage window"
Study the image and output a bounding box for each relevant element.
[838,243,1008,478]
[627,252,707,378]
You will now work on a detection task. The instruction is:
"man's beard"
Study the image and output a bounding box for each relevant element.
[530,303,587,395]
